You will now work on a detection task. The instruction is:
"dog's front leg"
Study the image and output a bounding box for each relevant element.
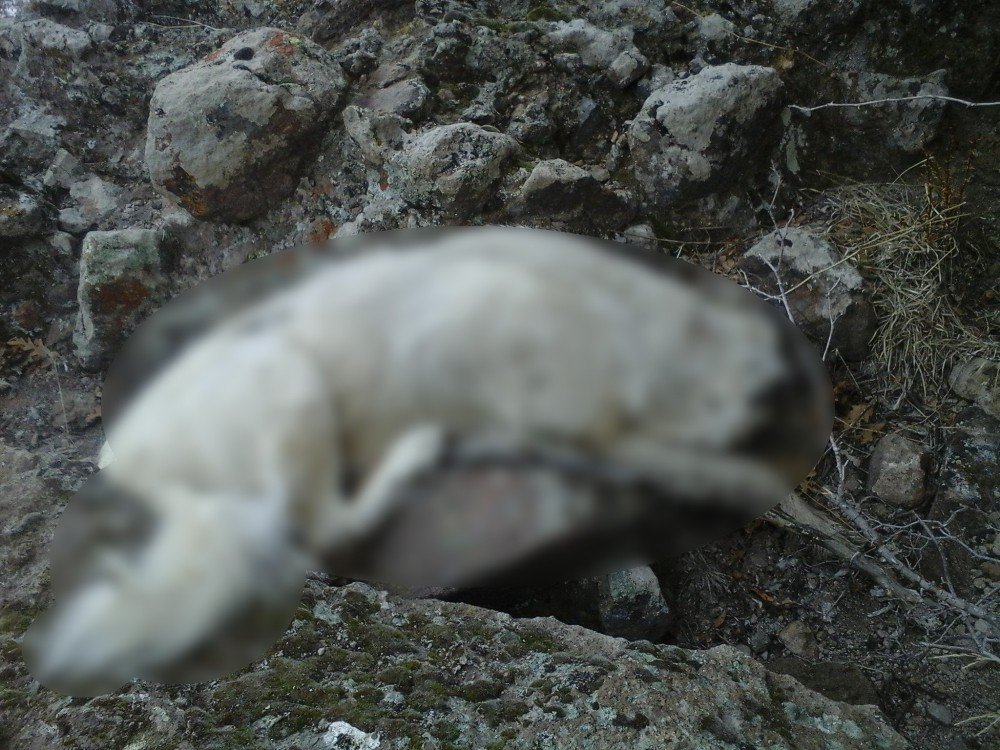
[318,423,448,553]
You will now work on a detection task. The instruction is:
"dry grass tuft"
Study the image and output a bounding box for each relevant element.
[820,164,999,401]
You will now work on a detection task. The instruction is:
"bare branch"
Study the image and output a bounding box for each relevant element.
[790,95,1000,114]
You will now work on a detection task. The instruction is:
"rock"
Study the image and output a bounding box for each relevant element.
[949,357,1000,418]
[695,12,736,44]
[321,721,381,749]
[835,69,949,154]
[584,0,683,53]
[0,442,52,615]
[628,64,784,208]
[778,620,819,659]
[73,228,164,369]
[37,0,118,17]
[53,389,100,433]
[0,108,65,179]
[742,227,877,360]
[18,18,93,58]
[295,0,412,46]
[586,0,680,34]
[620,222,658,250]
[544,19,649,88]
[336,26,384,77]
[925,408,999,597]
[509,158,633,228]
[0,188,50,239]
[389,122,519,216]
[506,97,553,145]
[770,0,864,29]
[926,701,953,726]
[42,148,83,189]
[145,27,347,223]
[5,581,907,749]
[57,174,120,234]
[342,105,408,164]
[357,78,431,121]
[868,433,928,508]
[768,659,880,705]
[597,565,671,640]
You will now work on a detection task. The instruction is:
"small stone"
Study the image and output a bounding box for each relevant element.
[742,227,876,360]
[867,433,927,508]
[607,49,649,89]
[342,105,408,165]
[322,720,381,750]
[43,149,84,189]
[597,565,671,641]
[74,228,165,369]
[0,188,50,239]
[0,108,65,177]
[58,175,120,234]
[926,702,953,726]
[778,620,819,659]
[509,158,632,229]
[949,357,1000,419]
[621,223,657,250]
[544,19,648,88]
[697,13,736,42]
[18,18,93,58]
[389,122,519,216]
[358,78,431,120]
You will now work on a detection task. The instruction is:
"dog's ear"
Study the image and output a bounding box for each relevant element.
[49,473,158,598]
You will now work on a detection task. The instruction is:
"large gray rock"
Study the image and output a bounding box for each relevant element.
[73,228,164,369]
[145,27,347,223]
[5,581,908,749]
[742,227,877,361]
[388,122,519,216]
[628,64,784,208]
[868,433,928,509]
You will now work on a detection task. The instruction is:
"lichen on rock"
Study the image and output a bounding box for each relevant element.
[145,27,347,223]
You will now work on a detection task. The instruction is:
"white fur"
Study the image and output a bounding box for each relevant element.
[30,227,790,693]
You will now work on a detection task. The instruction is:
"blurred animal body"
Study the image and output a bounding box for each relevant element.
[26,227,804,695]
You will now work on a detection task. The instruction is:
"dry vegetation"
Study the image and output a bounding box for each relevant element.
[821,161,1000,402]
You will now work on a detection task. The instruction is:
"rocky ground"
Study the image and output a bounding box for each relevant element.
[1,0,998,748]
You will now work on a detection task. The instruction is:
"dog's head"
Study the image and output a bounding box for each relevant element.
[23,474,307,696]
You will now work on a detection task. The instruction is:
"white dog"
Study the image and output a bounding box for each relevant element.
[25,227,820,695]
